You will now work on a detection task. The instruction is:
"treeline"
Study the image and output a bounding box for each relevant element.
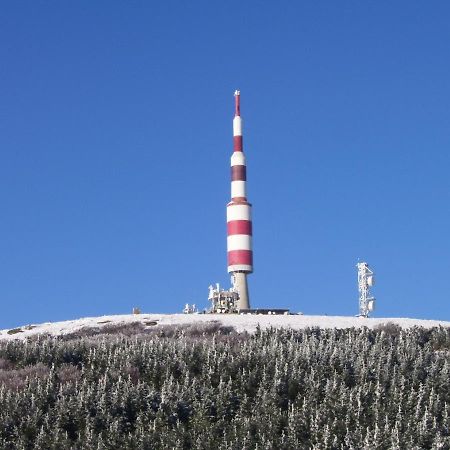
[0,322,449,449]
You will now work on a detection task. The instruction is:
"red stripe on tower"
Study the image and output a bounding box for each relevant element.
[231,165,246,181]
[228,250,253,267]
[227,220,252,236]
[234,91,241,116]
[233,136,243,152]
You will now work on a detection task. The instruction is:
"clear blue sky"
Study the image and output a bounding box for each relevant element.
[1,2,450,328]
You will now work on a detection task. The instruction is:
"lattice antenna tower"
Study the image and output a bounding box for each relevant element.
[357,262,375,317]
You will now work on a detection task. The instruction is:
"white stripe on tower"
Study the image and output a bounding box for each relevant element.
[233,116,242,137]
[227,234,253,251]
[226,203,252,222]
[231,151,245,166]
[231,181,246,199]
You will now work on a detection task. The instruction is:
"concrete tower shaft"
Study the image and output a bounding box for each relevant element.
[226,91,252,310]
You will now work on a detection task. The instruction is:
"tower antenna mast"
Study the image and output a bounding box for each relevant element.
[357,262,376,317]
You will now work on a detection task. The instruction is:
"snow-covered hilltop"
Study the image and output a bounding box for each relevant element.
[1,313,450,340]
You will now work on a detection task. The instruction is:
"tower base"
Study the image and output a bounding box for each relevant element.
[233,271,250,310]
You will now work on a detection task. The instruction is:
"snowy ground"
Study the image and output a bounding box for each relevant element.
[1,313,450,340]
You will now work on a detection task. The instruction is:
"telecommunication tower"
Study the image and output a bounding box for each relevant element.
[227,90,253,309]
[357,262,375,317]
[209,91,253,312]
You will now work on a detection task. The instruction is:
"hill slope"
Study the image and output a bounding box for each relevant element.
[1,313,450,340]
[1,323,449,448]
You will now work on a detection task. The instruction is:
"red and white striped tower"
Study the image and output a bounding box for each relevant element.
[227,90,253,310]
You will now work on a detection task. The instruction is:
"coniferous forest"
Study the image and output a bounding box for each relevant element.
[0,322,449,450]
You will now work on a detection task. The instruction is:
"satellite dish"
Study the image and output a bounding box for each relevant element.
[367,276,375,287]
